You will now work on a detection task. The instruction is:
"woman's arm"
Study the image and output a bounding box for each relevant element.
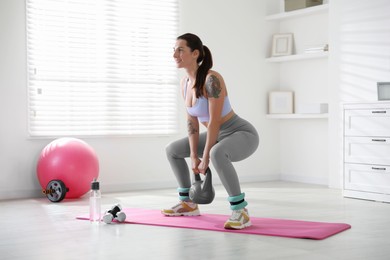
[199,72,225,173]
[181,78,202,173]
[187,113,201,172]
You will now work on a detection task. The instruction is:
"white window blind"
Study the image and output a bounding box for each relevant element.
[26,0,179,136]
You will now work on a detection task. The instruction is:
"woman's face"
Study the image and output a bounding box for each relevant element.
[173,39,199,69]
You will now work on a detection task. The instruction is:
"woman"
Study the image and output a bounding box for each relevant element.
[162,33,259,230]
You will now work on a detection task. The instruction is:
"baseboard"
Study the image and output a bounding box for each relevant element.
[239,174,279,184]
[280,173,328,186]
[0,189,43,201]
[0,174,279,201]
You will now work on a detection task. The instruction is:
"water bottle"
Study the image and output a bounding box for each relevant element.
[89,179,101,223]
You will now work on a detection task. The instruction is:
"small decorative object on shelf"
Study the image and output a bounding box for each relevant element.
[268,91,294,114]
[295,103,328,114]
[271,33,294,57]
[284,0,323,12]
[377,82,390,100]
[304,44,329,54]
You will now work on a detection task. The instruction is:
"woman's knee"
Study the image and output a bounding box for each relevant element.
[210,145,229,163]
[250,132,260,154]
[165,141,177,158]
[166,138,189,158]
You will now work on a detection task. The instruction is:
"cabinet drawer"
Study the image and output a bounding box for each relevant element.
[344,137,390,165]
[344,108,390,136]
[344,163,390,194]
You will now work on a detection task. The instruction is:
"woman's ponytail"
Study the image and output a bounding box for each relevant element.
[195,45,213,98]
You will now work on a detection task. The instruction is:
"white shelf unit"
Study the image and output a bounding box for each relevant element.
[266,1,329,118]
[266,113,328,119]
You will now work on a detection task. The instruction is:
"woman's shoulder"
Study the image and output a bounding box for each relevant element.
[206,70,226,87]
[205,70,227,98]
[207,70,223,80]
[180,76,188,85]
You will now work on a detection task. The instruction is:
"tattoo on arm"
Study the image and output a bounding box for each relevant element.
[205,75,222,98]
[187,119,198,135]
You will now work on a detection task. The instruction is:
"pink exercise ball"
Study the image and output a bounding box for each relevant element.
[37,137,99,199]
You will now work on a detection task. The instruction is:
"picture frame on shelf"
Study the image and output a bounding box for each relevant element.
[268,91,294,114]
[377,82,390,100]
[271,33,293,57]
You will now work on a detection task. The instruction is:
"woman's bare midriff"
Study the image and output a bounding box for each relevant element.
[201,110,235,128]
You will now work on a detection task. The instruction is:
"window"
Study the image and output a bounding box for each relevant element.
[26,0,179,136]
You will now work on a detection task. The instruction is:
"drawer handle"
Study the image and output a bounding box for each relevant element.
[372,139,386,142]
[372,110,387,114]
[372,167,387,171]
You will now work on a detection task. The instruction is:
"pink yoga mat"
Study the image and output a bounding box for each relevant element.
[77,208,351,240]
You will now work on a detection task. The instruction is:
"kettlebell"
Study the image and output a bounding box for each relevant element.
[189,168,215,204]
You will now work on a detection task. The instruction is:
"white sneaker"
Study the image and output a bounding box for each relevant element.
[224,208,251,229]
[161,201,200,216]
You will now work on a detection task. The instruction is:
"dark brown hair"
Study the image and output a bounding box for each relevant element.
[177,33,213,98]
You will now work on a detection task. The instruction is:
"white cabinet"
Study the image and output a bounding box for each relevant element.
[343,102,390,202]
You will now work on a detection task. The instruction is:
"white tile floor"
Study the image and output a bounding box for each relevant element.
[1,181,390,260]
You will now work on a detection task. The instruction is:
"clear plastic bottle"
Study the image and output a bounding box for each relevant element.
[89,179,101,223]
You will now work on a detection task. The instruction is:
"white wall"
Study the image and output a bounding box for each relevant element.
[328,0,390,188]
[5,0,387,200]
[0,0,279,200]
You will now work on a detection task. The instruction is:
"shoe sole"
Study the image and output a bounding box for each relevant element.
[224,220,252,230]
[161,210,200,217]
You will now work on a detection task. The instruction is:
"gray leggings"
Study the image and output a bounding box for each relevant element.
[166,114,259,197]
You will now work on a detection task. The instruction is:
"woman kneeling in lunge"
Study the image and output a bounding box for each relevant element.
[162,33,259,230]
